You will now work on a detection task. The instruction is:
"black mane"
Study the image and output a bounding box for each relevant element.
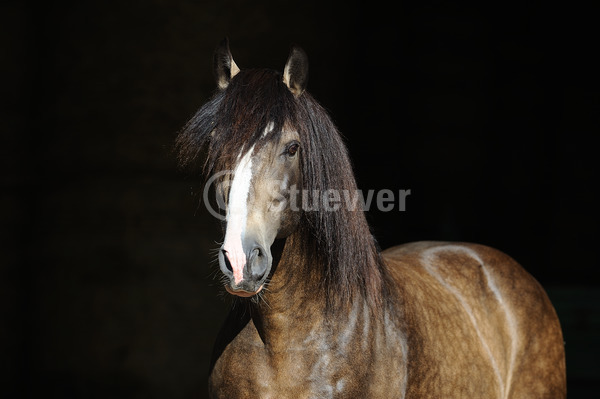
[177,68,390,309]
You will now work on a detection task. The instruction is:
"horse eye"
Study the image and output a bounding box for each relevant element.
[287,143,299,157]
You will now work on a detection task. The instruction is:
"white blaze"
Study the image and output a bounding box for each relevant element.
[262,121,275,137]
[223,145,255,284]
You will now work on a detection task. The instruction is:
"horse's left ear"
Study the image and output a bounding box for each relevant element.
[214,38,240,90]
[283,47,309,97]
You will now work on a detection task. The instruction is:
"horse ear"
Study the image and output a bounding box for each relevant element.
[283,47,309,96]
[214,38,240,90]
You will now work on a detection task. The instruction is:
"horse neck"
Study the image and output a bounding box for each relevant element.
[250,231,391,351]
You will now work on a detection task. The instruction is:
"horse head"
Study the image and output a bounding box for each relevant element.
[213,40,308,297]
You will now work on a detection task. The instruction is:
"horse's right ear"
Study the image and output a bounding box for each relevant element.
[214,38,240,90]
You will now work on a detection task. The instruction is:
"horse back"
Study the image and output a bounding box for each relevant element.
[382,241,566,399]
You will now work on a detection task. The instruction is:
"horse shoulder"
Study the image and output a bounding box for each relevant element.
[381,241,566,398]
[209,301,407,398]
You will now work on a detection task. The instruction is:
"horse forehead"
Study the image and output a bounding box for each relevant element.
[227,122,300,180]
[227,137,266,182]
[262,121,275,137]
[245,125,300,164]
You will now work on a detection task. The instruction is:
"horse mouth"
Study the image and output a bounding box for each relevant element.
[225,284,264,297]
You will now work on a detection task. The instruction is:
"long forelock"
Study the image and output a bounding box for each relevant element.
[176,68,297,175]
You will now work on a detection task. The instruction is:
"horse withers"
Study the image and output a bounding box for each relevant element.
[177,39,566,398]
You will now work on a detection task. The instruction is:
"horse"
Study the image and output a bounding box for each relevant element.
[176,39,566,398]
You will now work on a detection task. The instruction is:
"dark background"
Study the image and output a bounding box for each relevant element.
[2,0,598,397]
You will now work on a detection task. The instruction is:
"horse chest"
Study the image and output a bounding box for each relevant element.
[209,318,405,398]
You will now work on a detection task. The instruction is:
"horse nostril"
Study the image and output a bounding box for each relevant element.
[248,246,269,281]
[221,249,233,273]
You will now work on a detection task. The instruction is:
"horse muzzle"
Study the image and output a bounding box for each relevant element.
[219,242,271,297]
